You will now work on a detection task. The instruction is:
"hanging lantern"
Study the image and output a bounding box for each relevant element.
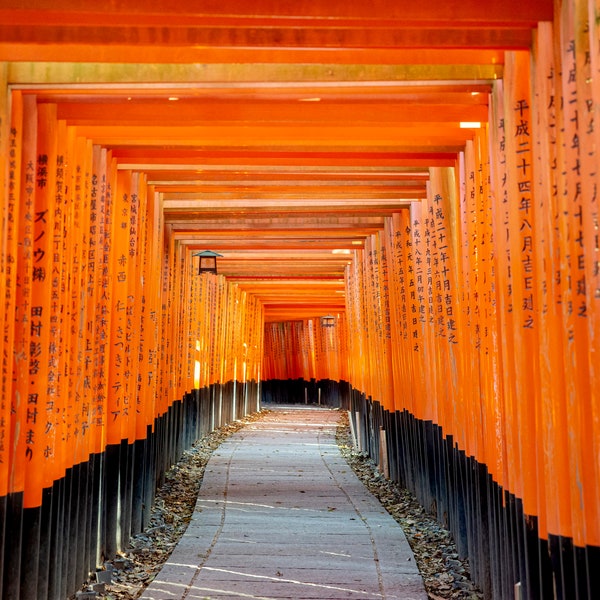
[320,314,336,328]
[193,250,223,274]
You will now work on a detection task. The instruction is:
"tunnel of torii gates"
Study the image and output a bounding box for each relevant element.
[1,0,600,599]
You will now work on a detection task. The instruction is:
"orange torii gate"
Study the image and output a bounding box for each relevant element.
[1,91,265,598]
[335,34,599,600]
[2,2,600,600]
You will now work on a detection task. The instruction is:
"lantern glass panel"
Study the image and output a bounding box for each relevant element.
[200,256,216,272]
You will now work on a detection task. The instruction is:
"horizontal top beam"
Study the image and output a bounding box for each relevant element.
[0,0,551,321]
[0,1,553,25]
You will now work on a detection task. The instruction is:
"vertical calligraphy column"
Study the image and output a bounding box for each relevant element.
[346,252,357,395]
[108,169,131,447]
[261,322,272,383]
[395,209,417,414]
[201,268,212,389]
[237,290,248,405]
[133,178,153,441]
[464,137,496,474]
[62,128,80,474]
[282,321,291,382]
[264,322,277,381]
[175,241,188,400]
[142,187,162,440]
[312,319,322,383]
[0,62,6,417]
[367,233,393,410]
[3,92,23,503]
[216,275,228,391]
[4,91,30,600]
[25,102,58,511]
[428,168,463,451]
[362,244,376,402]
[383,210,417,488]
[377,232,394,410]
[489,79,521,510]
[423,194,444,425]
[293,321,303,381]
[556,0,600,563]
[504,51,541,525]
[52,121,82,597]
[383,214,406,413]
[574,0,600,560]
[190,252,202,390]
[586,0,600,432]
[104,153,126,558]
[198,269,211,390]
[157,225,173,419]
[228,284,239,417]
[253,297,264,405]
[261,320,272,383]
[159,230,174,411]
[125,173,145,445]
[50,120,68,493]
[582,1,600,573]
[345,250,366,396]
[69,134,95,479]
[255,299,264,406]
[0,73,12,595]
[84,144,106,572]
[403,208,423,415]
[408,202,432,421]
[490,77,537,598]
[299,315,310,380]
[210,272,224,424]
[75,135,102,580]
[457,149,480,462]
[226,283,238,386]
[242,290,255,414]
[206,271,218,390]
[333,312,344,384]
[308,313,317,382]
[202,267,214,389]
[130,175,155,536]
[318,316,329,384]
[182,249,194,393]
[11,92,33,510]
[355,247,368,397]
[0,69,13,503]
[90,146,110,456]
[15,102,57,599]
[461,133,497,592]
[229,286,240,391]
[362,238,376,404]
[240,290,250,394]
[532,20,574,579]
[173,242,187,401]
[473,130,498,476]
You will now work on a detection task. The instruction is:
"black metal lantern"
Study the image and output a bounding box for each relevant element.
[193,250,223,274]
[320,314,336,328]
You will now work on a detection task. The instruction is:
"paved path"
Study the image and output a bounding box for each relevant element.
[140,405,427,600]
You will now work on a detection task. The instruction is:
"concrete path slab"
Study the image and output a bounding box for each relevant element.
[140,406,427,600]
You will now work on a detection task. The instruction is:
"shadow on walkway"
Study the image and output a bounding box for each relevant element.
[140,405,427,600]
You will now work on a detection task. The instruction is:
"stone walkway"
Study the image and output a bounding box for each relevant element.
[140,405,427,600]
